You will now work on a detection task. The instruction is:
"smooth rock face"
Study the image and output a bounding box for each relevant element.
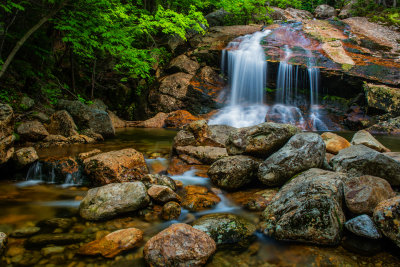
[262,168,346,245]
[141,112,168,128]
[108,111,126,129]
[57,100,115,137]
[147,185,181,203]
[192,213,256,249]
[343,175,395,215]
[143,223,216,267]
[208,155,259,190]
[345,215,381,239]
[321,132,351,154]
[314,4,336,18]
[330,145,400,186]
[0,104,13,140]
[373,196,400,248]
[78,228,143,258]
[0,232,7,255]
[79,182,150,220]
[140,174,177,191]
[168,54,200,75]
[17,121,49,141]
[351,130,390,153]
[47,110,78,137]
[364,82,400,116]
[175,146,228,165]
[161,201,181,220]
[181,185,220,212]
[12,147,38,168]
[84,148,149,185]
[258,133,326,186]
[226,122,300,158]
[164,110,200,128]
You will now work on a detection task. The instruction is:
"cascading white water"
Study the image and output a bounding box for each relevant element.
[209,30,271,128]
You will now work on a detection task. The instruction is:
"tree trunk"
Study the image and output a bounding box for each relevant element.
[0,1,67,79]
[70,47,76,92]
[91,59,96,99]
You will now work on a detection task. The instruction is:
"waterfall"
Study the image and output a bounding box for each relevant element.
[209,30,271,128]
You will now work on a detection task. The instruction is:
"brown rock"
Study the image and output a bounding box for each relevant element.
[68,134,96,144]
[344,175,396,215]
[164,110,201,128]
[351,130,390,153]
[181,185,220,211]
[168,54,200,75]
[47,110,78,137]
[13,147,38,168]
[84,148,149,185]
[81,128,104,141]
[373,196,400,248]
[17,121,49,141]
[161,201,181,220]
[35,134,69,148]
[143,223,216,267]
[0,104,13,140]
[321,132,351,154]
[228,188,278,211]
[78,149,102,162]
[108,111,126,129]
[141,112,168,128]
[175,145,228,165]
[0,135,15,165]
[78,228,143,258]
[147,185,181,203]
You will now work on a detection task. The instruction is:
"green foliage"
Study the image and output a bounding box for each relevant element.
[216,0,272,24]
[0,89,14,103]
[41,83,61,105]
[77,94,93,105]
[0,0,26,13]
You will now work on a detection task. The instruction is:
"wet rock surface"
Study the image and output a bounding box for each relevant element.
[373,196,400,248]
[161,201,181,220]
[258,133,326,186]
[26,233,86,247]
[46,110,79,137]
[11,226,40,238]
[16,121,49,141]
[0,232,7,255]
[79,182,150,220]
[143,223,216,267]
[12,147,38,169]
[344,215,381,239]
[351,130,390,153]
[226,122,300,158]
[0,104,13,140]
[262,168,346,245]
[78,228,143,258]
[147,185,181,203]
[330,145,400,186]
[83,148,149,185]
[181,185,220,212]
[192,213,256,249]
[208,155,260,190]
[343,175,395,215]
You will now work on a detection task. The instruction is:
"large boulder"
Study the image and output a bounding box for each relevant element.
[108,111,126,129]
[330,145,400,186]
[258,133,326,186]
[57,100,115,137]
[364,82,400,117]
[208,155,260,190]
[270,7,313,22]
[226,122,300,158]
[83,148,149,185]
[314,4,336,18]
[143,223,216,267]
[16,121,49,141]
[78,228,143,258]
[321,132,351,154]
[0,104,13,140]
[79,182,150,220]
[46,110,78,137]
[351,130,390,153]
[175,146,228,165]
[373,196,400,248]
[367,116,400,135]
[343,175,395,215]
[0,135,15,165]
[344,215,381,239]
[192,213,256,249]
[205,8,231,26]
[262,168,346,245]
[12,147,38,169]
[339,0,357,18]
[168,54,200,75]
[140,112,168,128]
[164,110,200,128]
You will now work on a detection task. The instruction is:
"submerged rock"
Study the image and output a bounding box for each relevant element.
[79,182,150,220]
[143,223,216,267]
[83,148,149,185]
[321,132,351,154]
[229,188,279,211]
[38,218,73,230]
[26,233,86,247]
[344,215,381,239]
[262,168,346,245]
[11,226,40,238]
[12,147,38,169]
[161,201,181,220]
[47,110,78,137]
[17,120,49,141]
[350,130,390,153]
[181,185,220,212]
[208,155,260,190]
[258,133,325,186]
[78,228,143,258]
[226,122,300,158]
[192,213,256,249]
[373,196,400,248]
[343,175,395,215]
[330,145,400,186]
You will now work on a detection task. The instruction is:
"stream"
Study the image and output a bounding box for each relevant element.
[1,128,400,266]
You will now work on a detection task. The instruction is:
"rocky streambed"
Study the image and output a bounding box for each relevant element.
[0,121,400,266]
